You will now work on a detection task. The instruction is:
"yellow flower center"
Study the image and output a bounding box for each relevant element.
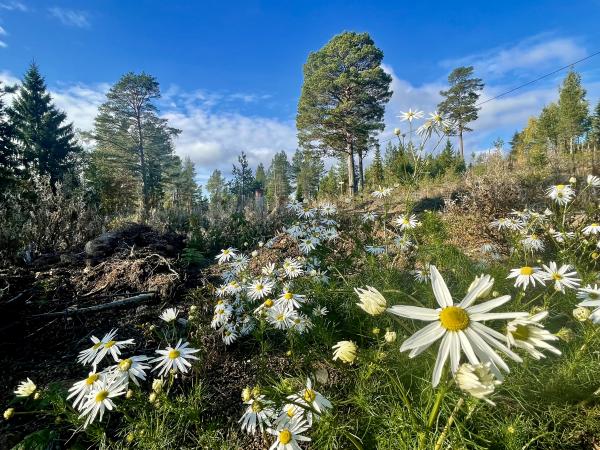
[284,292,293,300]
[168,349,180,359]
[104,340,116,348]
[520,266,534,276]
[256,284,264,291]
[590,292,599,300]
[85,374,99,385]
[552,273,563,281]
[303,388,316,403]
[512,324,530,341]
[95,390,108,403]
[439,306,470,331]
[556,184,565,190]
[402,218,409,224]
[119,359,132,371]
[286,406,296,417]
[276,313,285,321]
[592,223,599,227]
[223,249,230,255]
[264,299,274,307]
[279,429,292,444]
[251,401,263,413]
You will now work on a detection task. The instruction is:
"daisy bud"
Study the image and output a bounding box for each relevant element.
[259,241,264,247]
[152,378,163,393]
[569,176,577,184]
[251,386,261,398]
[384,330,397,343]
[372,327,380,335]
[190,305,197,313]
[332,340,357,364]
[467,274,494,299]
[149,392,157,403]
[126,389,134,399]
[3,408,14,420]
[556,327,575,343]
[251,250,258,257]
[573,306,591,322]
[126,433,135,444]
[507,426,516,434]
[393,127,401,136]
[33,392,41,400]
[241,386,252,403]
[355,286,387,316]
[455,362,501,405]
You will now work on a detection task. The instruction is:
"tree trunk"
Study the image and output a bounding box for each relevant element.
[346,145,356,196]
[458,128,465,160]
[136,113,148,220]
[357,148,364,192]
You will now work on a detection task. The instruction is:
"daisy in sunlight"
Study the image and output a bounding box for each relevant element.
[455,362,501,405]
[67,372,103,410]
[14,378,36,398]
[247,277,275,301]
[215,247,237,264]
[78,374,126,428]
[288,377,332,416]
[267,417,311,450]
[388,265,527,386]
[150,340,200,377]
[394,213,419,230]
[546,184,575,205]
[507,266,545,290]
[540,262,580,292]
[398,108,424,122]
[577,284,600,323]
[583,223,600,236]
[159,307,178,323]
[506,311,561,359]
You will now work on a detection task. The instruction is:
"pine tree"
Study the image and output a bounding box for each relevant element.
[297,32,392,195]
[537,103,560,151]
[9,63,81,185]
[0,81,19,190]
[88,72,180,217]
[557,70,589,151]
[590,100,600,146]
[438,66,484,160]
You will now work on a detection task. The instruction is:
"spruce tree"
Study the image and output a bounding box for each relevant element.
[266,151,291,206]
[9,63,81,185]
[590,100,600,146]
[255,163,267,190]
[231,151,255,210]
[438,66,484,160]
[371,143,384,185]
[0,81,19,190]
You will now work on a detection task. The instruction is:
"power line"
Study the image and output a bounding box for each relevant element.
[379,49,600,144]
[476,49,600,106]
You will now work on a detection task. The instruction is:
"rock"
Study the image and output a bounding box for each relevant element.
[84,231,120,259]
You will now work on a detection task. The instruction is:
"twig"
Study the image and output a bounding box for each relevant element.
[29,293,156,318]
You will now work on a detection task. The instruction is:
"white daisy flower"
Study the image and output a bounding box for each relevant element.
[398,108,424,122]
[552,230,575,243]
[361,211,378,223]
[394,235,413,252]
[299,237,318,254]
[587,174,600,187]
[267,304,297,330]
[388,266,526,386]
[577,284,600,323]
[583,223,600,236]
[332,340,357,364]
[288,378,332,416]
[291,314,313,334]
[150,339,199,377]
[320,203,336,215]
[159,307,178,323]
[215,247,237,264]
[67,372,103,410]
[540,262,580,292]
[225,280,243,295]
[312,306,329,317]
[239,395,275,434]
[506,311,561,360]
[355,286,387,316]
[365,245,386,255]
[394,214,419,230]
[275,403,310,428]
[267,417,311,450]
[277,287,307,310]
[231,254,250,273]
[507,266,545,290]
[78,374,126,428]
[111,355,151,387]
[455,362,501,405]
[282,258,304,279]
[546,184,575,205]
[222,326,239,345]
[247,278,275,301]
[521,234,545,252]
[371,186,393,199]
[14,378,36,398]
[412,268,430,283]
[262,262,277,277]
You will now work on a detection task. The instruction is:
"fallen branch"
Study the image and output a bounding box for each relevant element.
[29,293,156,318]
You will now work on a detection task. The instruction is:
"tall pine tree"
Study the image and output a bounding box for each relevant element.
[557,70,589,151]
[438,66,484,160]
[0,81,19,190]
[9,63,81,185]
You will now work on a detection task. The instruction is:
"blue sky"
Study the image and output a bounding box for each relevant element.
[2,0,600,183]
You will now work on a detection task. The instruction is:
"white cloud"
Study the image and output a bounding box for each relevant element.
[442,35,586,79]
[48,7,90,28]
[0,1,27,11]
[0,40,6,48]
[0,26,7,35]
